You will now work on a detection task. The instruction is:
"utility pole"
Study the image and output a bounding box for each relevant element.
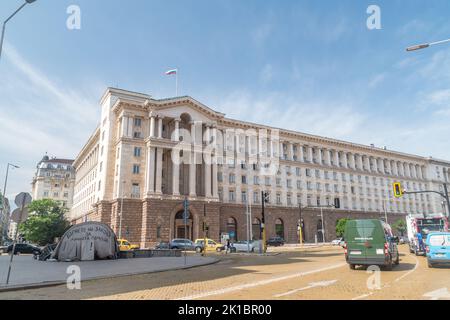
[261,191,268,253]
[202,203,207,257]
[443,183,450,218]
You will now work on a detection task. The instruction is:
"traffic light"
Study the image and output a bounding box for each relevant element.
[263,192,270,203]
[334,198,340,209]
[393,182,403,198]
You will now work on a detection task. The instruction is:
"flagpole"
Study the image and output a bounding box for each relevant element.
[175,68,178,97]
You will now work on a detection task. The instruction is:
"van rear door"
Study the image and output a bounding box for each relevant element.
[346,221,368,261]
[362,222,386,260]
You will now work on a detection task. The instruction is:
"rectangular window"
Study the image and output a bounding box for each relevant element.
[134,118,142,127]
[287,179,292,188]
[132,183,140,198]
[253,176,259,185]
[296,167,301,176]
[241,191,247,203]
[276,193,281,205]
[242,175,247,184]
[265,177,271,186]
[134,147,141,157]
[63,192,68,198]
[229,190,235,202]
[297,180,301,189]
[133,164,140,174]
[253,191,259,203]
[133,132,142,139]
[229,174,235,184]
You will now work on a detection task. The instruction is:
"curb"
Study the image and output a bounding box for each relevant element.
[0,257,219,293]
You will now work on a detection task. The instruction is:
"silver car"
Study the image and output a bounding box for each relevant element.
[233,240,258,252]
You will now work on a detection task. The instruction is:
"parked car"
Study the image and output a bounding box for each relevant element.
[425,232,450,268]
[194,238,225,253]
[331,237,344,246]
[0,245,8,254]
[117,239,139,251]
[7,243,42,255]
[344,219,399,270]
[170,238,196,251]
[155,241,170,250]
[233,240,258,252]
[266,236,285,247]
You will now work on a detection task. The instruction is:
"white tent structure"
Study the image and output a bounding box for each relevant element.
[53,222,118,261]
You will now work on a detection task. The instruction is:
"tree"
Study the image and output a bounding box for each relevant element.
[392,219,407,236]
[335,218,349,237]
[18,199,70,245]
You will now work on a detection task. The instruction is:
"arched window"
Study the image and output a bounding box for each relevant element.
[227,217,237,241]
[252,218,261,240]
[275,218,284,239]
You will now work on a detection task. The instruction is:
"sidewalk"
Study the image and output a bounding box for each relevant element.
[0,255,218,291]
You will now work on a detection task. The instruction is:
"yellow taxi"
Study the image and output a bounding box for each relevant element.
[117,239,139,251]
[194,238,225,253]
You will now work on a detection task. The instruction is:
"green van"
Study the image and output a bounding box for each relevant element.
[344,219,400,270]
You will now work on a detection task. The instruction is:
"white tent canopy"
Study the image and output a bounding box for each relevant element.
[53,222,118,261]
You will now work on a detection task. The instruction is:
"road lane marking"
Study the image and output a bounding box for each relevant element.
[394,255,419,282]
[352,292,374,300]
[273,280,338,297]
[176,263,346,300]
[423,288,450,300]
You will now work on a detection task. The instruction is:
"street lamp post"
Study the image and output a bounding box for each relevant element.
[0,163,19,244]
[406,37,450,52]
[0,0,38,62]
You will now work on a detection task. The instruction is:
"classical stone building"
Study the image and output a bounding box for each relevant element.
[70,88,450,247]
[31,155,76,209]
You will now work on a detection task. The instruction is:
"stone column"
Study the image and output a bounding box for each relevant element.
[349,153,356,170]
[392,161,398,176]
[317,148,323,165]
[372,157,378,173]
[205,160,212,198]
[386,160,392,175]
[189,149,197,197]
[121,115,129,137]
[146,147,156,193]
[307,146,313,163]
[155,148,163,194]
[405,163,411,178]
[342,152,348,168]
[298,144,304,162]
[173,118,180,142]
[364,156,370,171]
[325,149,332,166]
[157,116,163,139]
[212,162,218,198]
[378,158,385,174]
[172,148,180,195]
[149,116,156,138]
[357,154,363,171]
[289,143,294,161]
[334,150,339,167]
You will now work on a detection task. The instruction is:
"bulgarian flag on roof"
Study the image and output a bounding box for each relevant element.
[165,68,177,75]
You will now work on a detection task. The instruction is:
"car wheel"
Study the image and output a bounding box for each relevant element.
[349,264,356,270]
[195,247,202,253]
[427,260,434,268]
[172,247,178,250]
[216,247,222,252]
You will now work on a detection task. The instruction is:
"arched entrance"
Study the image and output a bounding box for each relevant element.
[227,217,237,241]
[174,210,193,240]
[275,218,284,238]
[252,218,261,240]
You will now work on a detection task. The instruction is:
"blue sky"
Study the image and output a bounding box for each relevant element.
[1,0,450,201]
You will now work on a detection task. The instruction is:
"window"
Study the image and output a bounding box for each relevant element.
[315,170,320,178]
[253,176,259,185]
[276,193,281,205]
[218,172,223,182]
[297,180,302,189]
[305,169,311,177]
[265,177,271,186]
[134,147,141,157]
[287,179,292,188]
[229,190,236,202]
[229,174,235,184]
[134,118,142,127]
[134,131,142,139]
[132,183,140,198]
[253,191,259,203]
[241,191,247,203]
[296,167,301,176]
[241,175,247,184]
[287,194,292,205]
[276,178,281,186]
[43,191,49,197]
[53,192,59,197]
[133,164,140,174]
[63,192,69,198]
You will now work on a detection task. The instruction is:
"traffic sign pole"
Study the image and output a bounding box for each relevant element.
[6,192,32,285]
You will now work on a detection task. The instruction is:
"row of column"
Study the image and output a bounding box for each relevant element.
[279,142,426,180]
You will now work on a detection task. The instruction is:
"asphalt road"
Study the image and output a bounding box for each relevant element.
[0,245,448,300]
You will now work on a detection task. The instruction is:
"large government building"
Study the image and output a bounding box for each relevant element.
[70,88,450,247]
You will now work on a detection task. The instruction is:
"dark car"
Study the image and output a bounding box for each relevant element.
[155,241,170,250]
[7,243,42,255]
[266,236,285,247]
[169,238,196,251]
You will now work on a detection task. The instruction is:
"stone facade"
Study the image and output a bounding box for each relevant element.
[70,87,450,247]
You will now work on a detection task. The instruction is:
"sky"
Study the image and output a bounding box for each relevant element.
[1,0,450,202]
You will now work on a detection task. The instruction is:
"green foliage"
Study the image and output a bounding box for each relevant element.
[18,199,70,245]
[336,218,350,237]
[392,219,407,236]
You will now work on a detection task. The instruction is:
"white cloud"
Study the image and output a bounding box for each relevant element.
[0,43,104,199]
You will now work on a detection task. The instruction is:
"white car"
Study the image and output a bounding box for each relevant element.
[233,240,258,252]
[331,238,344,246]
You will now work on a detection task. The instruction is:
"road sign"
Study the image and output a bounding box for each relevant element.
[10,208,28,223]
[393,182,403,198]
[14,192,32,207]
